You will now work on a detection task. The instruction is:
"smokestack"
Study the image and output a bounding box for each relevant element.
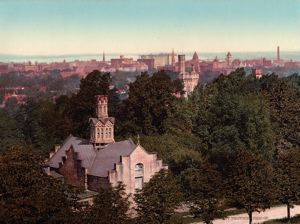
[277,46,280,61]
[178,54,185,75]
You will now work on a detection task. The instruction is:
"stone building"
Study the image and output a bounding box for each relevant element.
[46,95,166,195]
[177,54,200,98]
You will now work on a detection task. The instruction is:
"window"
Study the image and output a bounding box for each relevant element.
[108,128,111,138]
[135,163,144,176]
[97,128,100,138]
[135,163,144,190]
[135,177,143,190]
[101,128,104,139]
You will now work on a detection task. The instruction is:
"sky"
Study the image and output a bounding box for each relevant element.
[0,0,299,55]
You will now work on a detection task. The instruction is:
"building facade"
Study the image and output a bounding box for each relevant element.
[46,95,166,195]
[177,54,200,97]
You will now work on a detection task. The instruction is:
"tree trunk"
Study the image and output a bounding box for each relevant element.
[287,203,291,224]
[248,210,253,224]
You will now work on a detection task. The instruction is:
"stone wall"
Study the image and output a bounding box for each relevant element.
[87,175,110,191]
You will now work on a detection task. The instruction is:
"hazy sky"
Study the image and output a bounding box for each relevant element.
[0,0,299,55]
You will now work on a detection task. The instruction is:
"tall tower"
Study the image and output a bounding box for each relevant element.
[103,51,106,63]
[90,95,115,146]
[178,54,186,76]
[171,49,176,66]
[277,46,280,61]
[226,52,232,66]
[177,54,199,98]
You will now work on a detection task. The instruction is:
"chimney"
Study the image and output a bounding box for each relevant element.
[277,46,280,61]
[178,54,185,75]
[96,95,108,119]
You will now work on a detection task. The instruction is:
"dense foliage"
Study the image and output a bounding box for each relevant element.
[84,184,131,224]
[0,147,80,224]
[134,170,183,224]
[226,150,276,224]
[0,68,299,224]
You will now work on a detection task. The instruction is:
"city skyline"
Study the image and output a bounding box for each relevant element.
[0,0,300,55]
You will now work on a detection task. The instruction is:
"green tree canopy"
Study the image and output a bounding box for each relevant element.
[134,169,183,224]
[273,148,300,223]
[119,71,184,135]
[0,147,79,224]
[84,183,131,224]
[193,69,275,174]
[0,110,24,154]
[259,74,300,151]
[180,160,225,224]
[227,150,275,224]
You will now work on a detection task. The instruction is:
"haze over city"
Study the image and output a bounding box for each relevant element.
[0,0,300,55]
[1,1,300,224]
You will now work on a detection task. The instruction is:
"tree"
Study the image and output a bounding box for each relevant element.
[84,183,131,224]
[0,110,24,154]
[68,70,112,138]
[273,148,300,223]
[0,147,79,224]
[259,74,300,151]
[180,160,225,224]
[134,169,183,224]
[119,71,184,135]
[16,98,72,155]
[227,150,275,224]
[193,70,275,174]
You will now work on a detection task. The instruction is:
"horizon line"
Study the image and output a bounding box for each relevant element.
[1,50,300,57]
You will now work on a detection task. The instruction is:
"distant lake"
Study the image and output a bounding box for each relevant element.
[1,51,300,63]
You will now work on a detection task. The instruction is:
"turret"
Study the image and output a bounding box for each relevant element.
[178,54,186,76]
[90,95,115,146]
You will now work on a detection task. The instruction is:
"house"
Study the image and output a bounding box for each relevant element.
[46,95,166,195]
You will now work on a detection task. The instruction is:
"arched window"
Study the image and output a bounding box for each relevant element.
[135,163,144,190]
[108,128,111,138]
[101,128,104,139]
[97,128,100,138]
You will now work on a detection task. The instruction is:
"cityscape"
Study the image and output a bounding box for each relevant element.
[0,1,300,224]
[1,47,299,108]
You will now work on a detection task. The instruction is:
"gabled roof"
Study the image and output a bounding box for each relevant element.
[47,135,95,169]
[89,117,115,125]
[88,139,136,177]
[47,135,136,178]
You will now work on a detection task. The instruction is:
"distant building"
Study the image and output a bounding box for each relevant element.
[273,46,284,66]
[140,53,174,69]
[46,95,166,195]
[177,55,199,97]
[252,68,263,79]
[137,58,155,70]
[226,52,232,66]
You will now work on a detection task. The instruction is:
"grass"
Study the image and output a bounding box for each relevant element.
[263,215,300,224]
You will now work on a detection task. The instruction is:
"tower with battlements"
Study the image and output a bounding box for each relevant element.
[89,95,115,146]
[178,54,199,98]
